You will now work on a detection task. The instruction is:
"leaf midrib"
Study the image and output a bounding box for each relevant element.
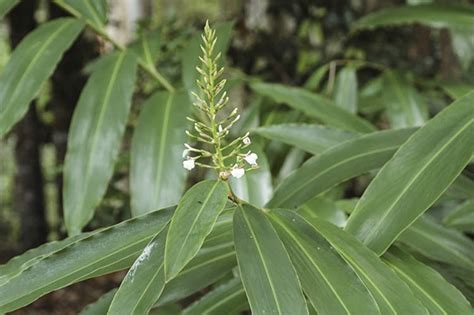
[272,217,351,314]
[239,208,283,314]
[386,262,447,314]
[272,145,399,207]
[361,118,473,249]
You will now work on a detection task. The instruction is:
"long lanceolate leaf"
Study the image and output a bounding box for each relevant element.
[108,228,168,315]
[130,91,190,216]
[309,218,428,314]
[333,66,358,113]
[54,0,107,29]
[164,180,228,280]
[0,208,173,313]
[345,92,474,255]
[353,4,474,32]
[63,51,137,235]
[233,204,309,315]
[254,124,358,155]
[251,82,375,133]
[384,247,473,314]
[267,128,416,209]
[0,18,83,136]
[269,210,379,315]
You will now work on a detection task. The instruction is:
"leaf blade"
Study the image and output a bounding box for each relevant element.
[63,51,137,235]
[345,92,474,255]
[0,18,83,136]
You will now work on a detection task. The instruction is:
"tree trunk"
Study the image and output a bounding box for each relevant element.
[7,0,47,250]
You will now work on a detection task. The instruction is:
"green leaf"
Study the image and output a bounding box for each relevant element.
[353,4,474,33]
[444,199,474,232]
[382,71,428,128]
[183,278,247,315]
[108,228,168,315]
[254,124,358,155]
[251,82,375,133]
[441,83,474,100]
[63,51,137,235]
[130,91,190,216]
[267,128,416,209]
[345,92,474,255]
[384,247,473,315]
[79,289,117,315]
[333,66,358,113]
[54,0,107,29]
[0,18,83,137]
[297,196,347,228]
[164,180,228,280]
[448,174,474,199]
[129,29,162,69]
[398,216,474,272]
[157,242,236,306]
[182,22,233,96]
[269,210,379,315]
[0,208,173,313]
[233,204,309,315]
[0,0,19,19]
[229,145,272,207]
[304,64,329,90]
[308,218,428,315]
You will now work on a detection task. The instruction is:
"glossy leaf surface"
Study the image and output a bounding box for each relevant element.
[346,93,474,255]
[251,82,375,133]
[63,51,137,235]
[233,204,309,315]
[0,18,83,136]
[268,128,416,208]
[254,124,358,155]
[130,91,190,216]
[269,210,379,315]
[165,180,228,279]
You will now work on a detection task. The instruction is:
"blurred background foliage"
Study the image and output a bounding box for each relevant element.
[0,0,473,259]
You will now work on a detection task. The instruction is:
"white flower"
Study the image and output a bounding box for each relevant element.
[231,167,245,179]
[182,149,189,158]
[218,124,223,133]
[244,152,258,166]
[183,158,195,170]
[243,137,251,145]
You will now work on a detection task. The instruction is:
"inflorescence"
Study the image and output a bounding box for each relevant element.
[182,21,258,180]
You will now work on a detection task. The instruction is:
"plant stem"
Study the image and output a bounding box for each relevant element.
[54,0,175,92]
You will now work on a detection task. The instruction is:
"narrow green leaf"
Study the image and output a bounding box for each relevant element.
[233,204,309,315]
[0,18,83,136]
[448,174,474,199]
[384,247,473,314]
[54,0,107,29]
[398,216,474,272]
[353,4,474,32]
[230,145,272,207]
[333,66,358,113]
[0,208,173,313]
[130,91,190,216]
[165,180,228,280]
[129,29,162,69]
[346,92,474,255]
[254,124,358,155]
[183,278,247,315]
[63,51,137,235]
[297,196,347,228]
[269,210,379,315]
[382,71,428,128]
[441,83,474,100]
[444,200,474,232]
[0,0,19,19]
[304,64,329,90]
[267,128,416,209]
[309,218,428,314]
[157,242,236,306]
[79,289,117,315]
[108,228,168,315]
[182,22,233,96]
[251,82,375,133]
